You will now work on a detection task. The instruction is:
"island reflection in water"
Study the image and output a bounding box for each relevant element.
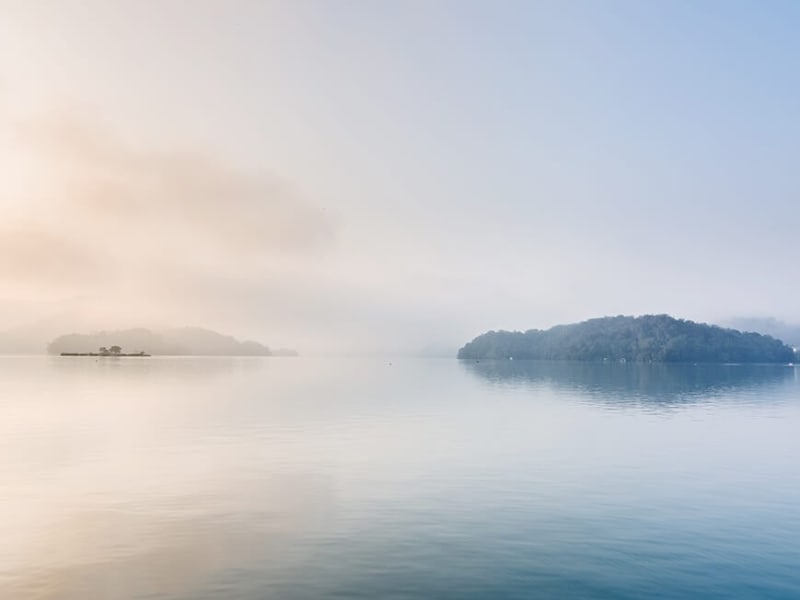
[461,359,797,408]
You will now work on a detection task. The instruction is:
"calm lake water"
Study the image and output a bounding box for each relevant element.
[1,356,799,599]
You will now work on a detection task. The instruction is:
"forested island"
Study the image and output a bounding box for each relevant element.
[47,327,298,357]
[458,315,796,363]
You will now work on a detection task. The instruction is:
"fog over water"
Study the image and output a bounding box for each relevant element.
[2,1,800,354]
[4,5,800,599]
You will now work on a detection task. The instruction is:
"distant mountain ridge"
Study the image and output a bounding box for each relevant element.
[458,315,795,363]
[46,327,297,356]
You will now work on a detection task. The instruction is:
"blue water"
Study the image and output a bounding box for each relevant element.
[1,357,798,599]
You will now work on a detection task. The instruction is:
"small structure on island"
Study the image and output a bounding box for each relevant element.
[61,345,150,357]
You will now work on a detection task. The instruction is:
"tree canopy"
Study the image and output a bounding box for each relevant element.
[457,315,795,363]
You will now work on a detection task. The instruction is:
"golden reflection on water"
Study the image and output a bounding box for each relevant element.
[4,473,335,599]
[0,358,337,599]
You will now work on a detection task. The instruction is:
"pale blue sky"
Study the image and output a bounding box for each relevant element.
[0,1,798,353]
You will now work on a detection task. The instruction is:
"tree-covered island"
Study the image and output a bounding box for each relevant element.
[458,315,795,363]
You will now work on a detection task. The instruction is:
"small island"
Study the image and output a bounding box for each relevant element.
[47,327,297,357]
[61,345,150,357]
[458,315,796,363]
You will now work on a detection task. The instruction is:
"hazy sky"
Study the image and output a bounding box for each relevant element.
[1,1,798,353]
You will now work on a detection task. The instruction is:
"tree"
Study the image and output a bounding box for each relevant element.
[99,347,109,355]
[109,345,122,355]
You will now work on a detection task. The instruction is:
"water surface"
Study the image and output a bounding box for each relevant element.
[1,357,798,599]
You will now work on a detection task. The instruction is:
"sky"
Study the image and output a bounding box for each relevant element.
[0,0,799,354]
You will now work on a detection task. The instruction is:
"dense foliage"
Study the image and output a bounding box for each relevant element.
[457,315,795,363]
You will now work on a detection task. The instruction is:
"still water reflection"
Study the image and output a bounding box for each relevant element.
[1,357,798,599]
[463,360,797,408]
